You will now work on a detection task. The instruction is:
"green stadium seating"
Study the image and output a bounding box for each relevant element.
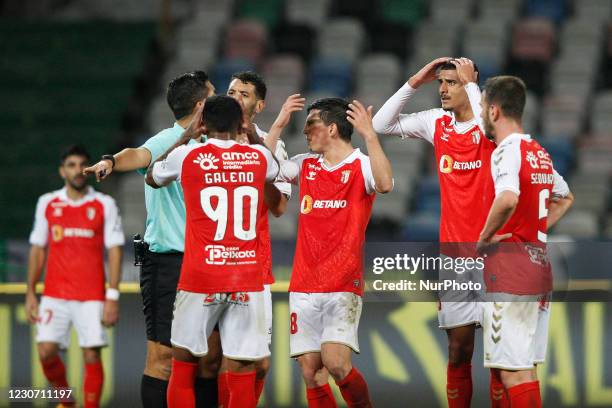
[380,0,426,26]
[239,0,284,28]
[0,21,155,239]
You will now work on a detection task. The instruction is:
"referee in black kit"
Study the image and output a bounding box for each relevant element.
[84,71,219,408]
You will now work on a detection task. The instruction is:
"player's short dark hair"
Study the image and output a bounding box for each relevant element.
[203,95,243,133]
[307,98,353,142]
[231,71,267,100]
[437,59,480,77]
[484,75,526,122]
[167,70,210,120]
[61,144,91,164]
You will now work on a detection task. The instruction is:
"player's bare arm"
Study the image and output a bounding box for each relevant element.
[347,100,394,193]
[451,57,484,124]
[477,191,516,252]
[264,93,305,152]
[145,104,206,188]
[25,245,45,323]
[102,245,122,327]
[264,183,287,217]
[408,57,452,88]
[83,147,152,182]
[547,191,574,229]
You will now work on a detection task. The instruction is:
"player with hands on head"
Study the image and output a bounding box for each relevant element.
[273,97,392,408]
[372,57,506,407]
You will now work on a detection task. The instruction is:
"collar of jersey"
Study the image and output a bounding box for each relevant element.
[448,111,478,129]
[58,186,96,206]
[316,148,361,171]
[206,138,239,147]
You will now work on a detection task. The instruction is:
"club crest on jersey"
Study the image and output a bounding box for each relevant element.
[341,170,351,184]
[194,152,219,171]
[441,132,450,142]
[86,207,96,220]
[472,130,481,144]
[53,207,63,217]
[306,170,317,181]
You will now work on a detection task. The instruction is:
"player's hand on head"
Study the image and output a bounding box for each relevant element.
[25,292,39,324]
[102,299,119,327]
[272,94,305,130]
[347,100,376,139]
[451,57,478,85]
[83,160,113,182]
[409,57,452,88]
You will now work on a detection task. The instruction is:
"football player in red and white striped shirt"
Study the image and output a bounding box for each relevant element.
[372,58,502,407]
[271,97,393,407]
[477,76,573,408]
[26,145,124,408]
[223,71,302,405]
[146,96,296,408]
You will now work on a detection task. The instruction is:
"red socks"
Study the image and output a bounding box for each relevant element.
[227,371,256,408]
[508,381,542,408]
[306,383,338,408]
[218,372,230,408]
[254,377,265,402]
[167,359,197,408]
[84,361,104,408]
[41,355,69,388]
[490,369,510,408]
[447,363,473,408]
[336,367,372,408]
[41,355,74,405]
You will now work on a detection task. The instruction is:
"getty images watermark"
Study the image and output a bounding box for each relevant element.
[369,253,485,292]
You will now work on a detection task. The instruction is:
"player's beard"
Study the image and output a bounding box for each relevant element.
[483,117,496,141]
[68,175,88,191]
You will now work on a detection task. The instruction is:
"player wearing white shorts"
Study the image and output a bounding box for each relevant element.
[477,76,573,407]
[25,145,124,408]
[147,95,295,408]
[373,58,506,406]
[269,97,393,407]
[216,71,296,406]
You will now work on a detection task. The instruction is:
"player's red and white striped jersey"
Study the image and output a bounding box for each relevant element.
[151,138,280,293]
[486,133,570,294]
[433,112,496,243]
[372,83,495,243]
[255,125,292,285]
[286,149,379,296]
[29,187,124,301]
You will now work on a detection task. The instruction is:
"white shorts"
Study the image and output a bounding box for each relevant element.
[170,290,270,361]
[36,296,107,349]
[438,254,485,329]
[289,292,362,357]
[264,284,272,348]
[483,293,551,370]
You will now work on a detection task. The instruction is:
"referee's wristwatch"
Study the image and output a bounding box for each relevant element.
[101,154,116,169]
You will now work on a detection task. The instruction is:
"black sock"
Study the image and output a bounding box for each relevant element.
[194,376,218,408]
[141,374,169,408]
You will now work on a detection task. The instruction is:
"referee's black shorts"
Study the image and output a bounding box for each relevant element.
[139,247,182,347]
